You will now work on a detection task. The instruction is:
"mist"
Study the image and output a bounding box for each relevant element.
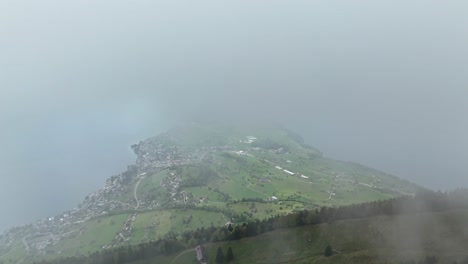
[1,0,467,231]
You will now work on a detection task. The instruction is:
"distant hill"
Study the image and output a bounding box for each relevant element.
[0,123,422,263]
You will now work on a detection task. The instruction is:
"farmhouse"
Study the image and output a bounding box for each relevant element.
[196,245,208,264]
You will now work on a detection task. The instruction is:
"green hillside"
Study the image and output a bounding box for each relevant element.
[28,190,468,264]
[162,209,468,264]
[0,124,422,263]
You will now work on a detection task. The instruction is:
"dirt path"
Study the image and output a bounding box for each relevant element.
[170,248,195,264]
[246,180,270,198]
[20,232,54,256]
[60,228,80,237]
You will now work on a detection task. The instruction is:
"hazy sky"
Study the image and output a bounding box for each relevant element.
[0,0,467,231]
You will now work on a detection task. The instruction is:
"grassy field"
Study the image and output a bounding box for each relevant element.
[51,214,128,257]
[0,235,27,263]
[144,209,468,264]
[129,209,227,243]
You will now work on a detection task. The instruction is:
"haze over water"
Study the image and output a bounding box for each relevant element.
[0,0,467,231]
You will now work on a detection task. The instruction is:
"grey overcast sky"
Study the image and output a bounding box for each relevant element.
[0,0,467,230]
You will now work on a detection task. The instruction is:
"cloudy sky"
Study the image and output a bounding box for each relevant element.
[0,0,467,230]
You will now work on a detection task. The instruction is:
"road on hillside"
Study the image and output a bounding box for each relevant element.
[21,234,32,252]
[134,177,144,210]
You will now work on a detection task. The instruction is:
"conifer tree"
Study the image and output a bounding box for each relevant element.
[324,245,333,257]
[215,247,225,263]
[226,247,234,262]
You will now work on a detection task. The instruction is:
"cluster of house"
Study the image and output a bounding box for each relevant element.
[267,196,279,202]
[5,137,205,256]
[28,233,60,254]
[0,229,16,251]
[112,213,137,246]
[6,209,85,255]
[161,172,183,201]
[132,137,191,170]
[0,169,149,255]
[7,138,215,252]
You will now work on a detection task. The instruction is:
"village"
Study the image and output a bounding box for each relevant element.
[0,134,236,256]
[0,136,193,256]
[0,133,389,258]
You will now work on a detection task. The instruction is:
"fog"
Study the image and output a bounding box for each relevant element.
[0,0,467,231]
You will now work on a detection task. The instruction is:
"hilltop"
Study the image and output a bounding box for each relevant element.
[0,123,421,263]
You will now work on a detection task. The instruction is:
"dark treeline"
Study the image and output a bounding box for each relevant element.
[32,189,468,264]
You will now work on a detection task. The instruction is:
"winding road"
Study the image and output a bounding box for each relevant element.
[134,177,144,210]
[21,234,32,252]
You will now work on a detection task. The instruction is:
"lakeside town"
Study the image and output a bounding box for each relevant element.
[0,131,411,260]
[0,134,255,256]
[0,134,194,256]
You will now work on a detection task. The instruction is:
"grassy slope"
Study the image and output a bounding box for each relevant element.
[130,209,227,243]
[0,236,27,263]
[0,124,423,263]
[35,214,129,261]
[149,209,468,264]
